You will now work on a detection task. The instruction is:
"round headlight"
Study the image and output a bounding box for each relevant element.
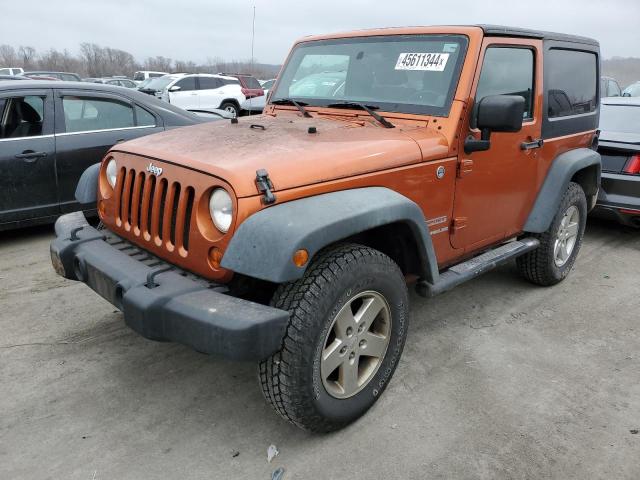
[209,188,233,233]
[106,159,117,188]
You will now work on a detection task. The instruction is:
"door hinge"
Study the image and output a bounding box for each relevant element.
[457,159,473,178]
[255,169,276,205]
[451,217,468,232]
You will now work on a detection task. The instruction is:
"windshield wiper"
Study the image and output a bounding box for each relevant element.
[326,102,395,128]
[271,98,312,118]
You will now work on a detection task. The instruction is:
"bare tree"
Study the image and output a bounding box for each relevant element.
[18,46,36,69]
[0,45,18,66]
[144,56,173,73]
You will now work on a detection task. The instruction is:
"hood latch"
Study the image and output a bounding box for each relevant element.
[255,169,276,205]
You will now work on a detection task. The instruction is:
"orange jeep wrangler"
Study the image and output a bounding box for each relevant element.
[51,25,601,432]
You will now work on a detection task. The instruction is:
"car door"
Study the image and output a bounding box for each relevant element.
[168,76,198,110]
[452,39,543,250]
[197,76,224,109]
[0,88,58,225]
[54,89,164,213]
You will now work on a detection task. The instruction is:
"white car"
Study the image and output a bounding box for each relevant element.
[133,70,170,84]
[0,67,25,76]
[165,74,245,117]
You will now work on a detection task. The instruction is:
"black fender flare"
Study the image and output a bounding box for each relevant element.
[74,163,101,205]
[221,187,439,284]
[523,148,601,233]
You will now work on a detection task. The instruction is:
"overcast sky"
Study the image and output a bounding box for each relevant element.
[4,0,639,64]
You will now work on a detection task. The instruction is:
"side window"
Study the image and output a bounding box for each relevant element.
[0,96,45,139]
[198,77,222,90]
[175,77,196,91]
[547,49,597,118]
[135,105,156,127]
[62,96,134,133]
[476,47,534,119]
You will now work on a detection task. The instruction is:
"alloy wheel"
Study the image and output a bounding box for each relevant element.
[320,291,392,399]
[554,205,580,267]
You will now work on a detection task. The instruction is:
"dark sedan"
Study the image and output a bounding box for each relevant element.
[0,80,206,230]
[592,97,640,227]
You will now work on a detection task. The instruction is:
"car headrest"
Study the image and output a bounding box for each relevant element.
[19,100,41,123]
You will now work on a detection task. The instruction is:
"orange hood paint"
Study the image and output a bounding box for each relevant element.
[111,113,449,197]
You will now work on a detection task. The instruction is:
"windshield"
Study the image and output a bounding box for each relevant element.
[623,83,640,97]
[600,104,640,134]
[143,75,178,91]
[272,34,468,116]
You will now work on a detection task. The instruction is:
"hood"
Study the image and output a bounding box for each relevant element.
[113,113,449,198]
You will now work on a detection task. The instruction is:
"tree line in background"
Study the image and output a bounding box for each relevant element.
[0,43,281,80]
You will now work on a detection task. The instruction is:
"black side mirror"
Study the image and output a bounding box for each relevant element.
[465,95,525,154]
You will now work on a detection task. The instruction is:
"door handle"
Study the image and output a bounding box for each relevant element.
[15,151,47,162]
[520,138,544,150]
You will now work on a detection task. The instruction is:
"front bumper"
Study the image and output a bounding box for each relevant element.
[593,172,640,227]
[50,212,289,361]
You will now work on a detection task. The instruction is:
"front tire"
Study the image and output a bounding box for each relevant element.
[517,181,587,286]
[259,244,409,432]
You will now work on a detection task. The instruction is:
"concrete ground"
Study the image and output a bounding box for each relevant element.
[1,218,638,480]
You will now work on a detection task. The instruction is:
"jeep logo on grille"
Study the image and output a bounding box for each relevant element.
[146,163,163,176]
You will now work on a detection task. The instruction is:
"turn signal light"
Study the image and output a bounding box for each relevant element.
[208,247,223,269]
[624,154,640,175]
[293,249,309,267]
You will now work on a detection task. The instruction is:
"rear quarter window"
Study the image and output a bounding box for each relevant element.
[242,76,262,89]
[547,49,597,118]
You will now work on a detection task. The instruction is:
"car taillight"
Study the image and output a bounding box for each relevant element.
[624,154,640,175]
[241,87,264,98]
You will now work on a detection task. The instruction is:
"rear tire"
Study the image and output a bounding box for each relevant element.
[259,244,409,432]
[220,101,239,118]
[517,181,587,286]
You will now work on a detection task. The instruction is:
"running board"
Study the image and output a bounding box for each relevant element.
[416,238,540,298]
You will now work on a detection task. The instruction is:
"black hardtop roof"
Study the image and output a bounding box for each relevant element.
[478,25,599,46]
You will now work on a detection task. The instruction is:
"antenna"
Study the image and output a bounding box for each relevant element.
[251,5,256,71]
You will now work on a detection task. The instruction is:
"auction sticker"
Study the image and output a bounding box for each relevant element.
[395,52,449,71]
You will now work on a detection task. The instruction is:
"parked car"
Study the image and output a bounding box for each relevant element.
[25,71,82,81]
[0,75,29,81]
[622,81,640,97]
[0,67,25,76]
[0,80,208,231]
[51,26,601,432]
[133,71,170,83]
[260,79,276,90]
[88,77,138,88]
[24,75,60,81]
[138,73,185,97]
[600,76,621,97]
[140,73,245,117]
[591,97,640,227]
[221,73,265,112]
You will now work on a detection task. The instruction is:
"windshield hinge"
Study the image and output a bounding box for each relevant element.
[255,169,276,205]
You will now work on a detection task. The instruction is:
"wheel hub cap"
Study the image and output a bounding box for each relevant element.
[554,205,580,267]
[320,291,392,399]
